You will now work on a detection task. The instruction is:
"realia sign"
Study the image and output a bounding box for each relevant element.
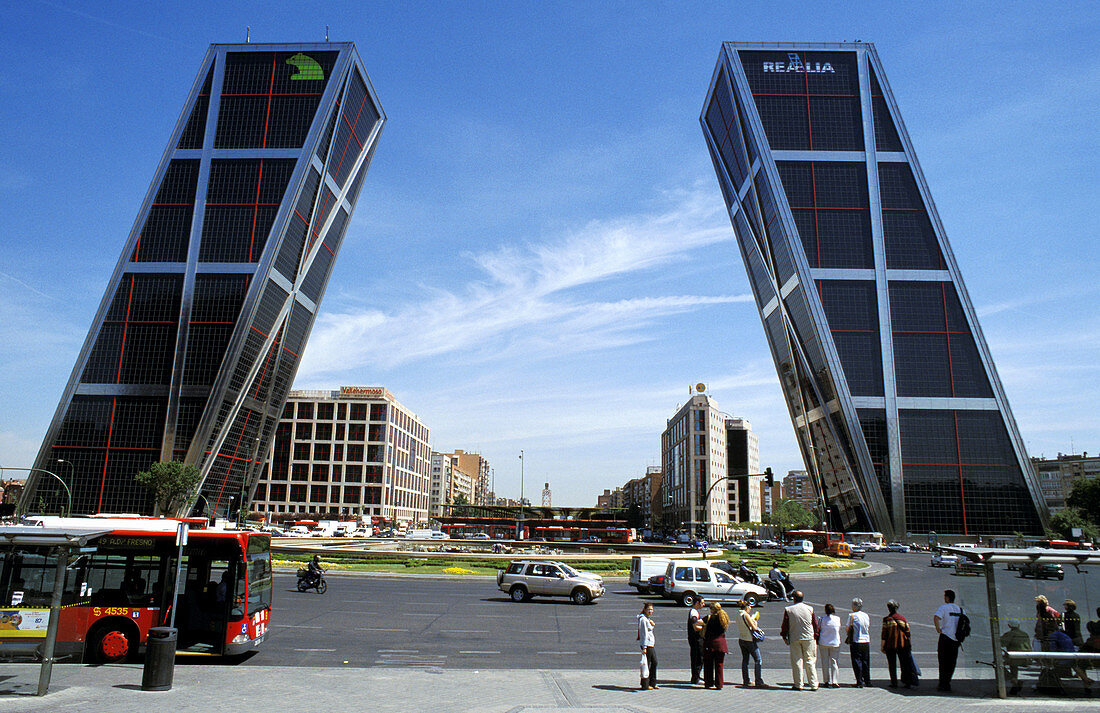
[763,53,835,74]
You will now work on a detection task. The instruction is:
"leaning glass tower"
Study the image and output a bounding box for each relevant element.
[701,42,1047,537]
[23,43,384,518]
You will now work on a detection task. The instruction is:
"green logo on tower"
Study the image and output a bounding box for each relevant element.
[286,53,324,81]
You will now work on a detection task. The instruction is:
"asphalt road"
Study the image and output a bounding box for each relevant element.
[232,551,1100,672]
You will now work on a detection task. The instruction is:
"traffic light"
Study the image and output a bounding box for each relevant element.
[764,467,774,487]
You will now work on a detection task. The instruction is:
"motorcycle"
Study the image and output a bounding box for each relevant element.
[737,565,761,586]
[297,567,327,594]
[764,571,794,601]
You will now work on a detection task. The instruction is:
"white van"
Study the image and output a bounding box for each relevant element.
[783,540,814,554]
[407,529,446,539]
[629,556,671,593]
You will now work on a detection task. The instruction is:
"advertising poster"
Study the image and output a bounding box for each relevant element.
[0,609,50,637]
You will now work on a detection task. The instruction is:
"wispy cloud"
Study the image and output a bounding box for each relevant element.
[300,188,742,375]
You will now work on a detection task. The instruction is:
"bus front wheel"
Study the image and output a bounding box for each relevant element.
[88,622,136,663]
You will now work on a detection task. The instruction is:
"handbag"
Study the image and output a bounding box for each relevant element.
[639,652,649,678]
[751,628,766,642]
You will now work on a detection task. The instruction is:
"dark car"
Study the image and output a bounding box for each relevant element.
[647,574,668,596]
[1018,562,1065,580]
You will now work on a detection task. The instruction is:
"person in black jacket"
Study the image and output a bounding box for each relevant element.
[687,598,706,684]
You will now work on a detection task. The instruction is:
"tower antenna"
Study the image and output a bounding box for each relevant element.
[246,26,250,43]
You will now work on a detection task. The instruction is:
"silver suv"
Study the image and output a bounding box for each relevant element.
[497,560,605,604]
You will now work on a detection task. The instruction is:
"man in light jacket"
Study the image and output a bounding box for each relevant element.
[781,590,819,690]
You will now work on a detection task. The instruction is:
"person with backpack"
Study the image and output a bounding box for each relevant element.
[933,589,967,692]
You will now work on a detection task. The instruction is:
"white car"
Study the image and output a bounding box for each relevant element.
[662,560,769,607]
[469,533,490,540]
[930,553,959,567]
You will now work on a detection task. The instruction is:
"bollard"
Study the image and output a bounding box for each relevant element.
[141,627,177,691]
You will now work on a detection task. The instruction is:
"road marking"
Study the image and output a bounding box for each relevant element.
[357,627,408,632]
[524,630,559,633]
[280,625,323,629]
[293,648,336,652]
[378,649,418,653]
[614,651,642,655]
[536,651,578,655]
[439,629,490,634]
[458,650,500,654]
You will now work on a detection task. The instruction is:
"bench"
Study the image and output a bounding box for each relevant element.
[0,640,43,662]
[1003,651,1100,693]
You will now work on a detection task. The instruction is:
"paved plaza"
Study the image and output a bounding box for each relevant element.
[3,662,1091,713]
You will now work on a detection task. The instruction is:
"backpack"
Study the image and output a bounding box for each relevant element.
[954,610,971,643]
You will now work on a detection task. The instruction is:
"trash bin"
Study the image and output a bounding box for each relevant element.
[141,626,177,691]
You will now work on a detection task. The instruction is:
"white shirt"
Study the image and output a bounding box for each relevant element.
[638,613,655,647]
[935,602,962,641]
[818,613,842,647]
[847,611,871,644]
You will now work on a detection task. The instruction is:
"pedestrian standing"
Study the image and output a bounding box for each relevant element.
[736,598,766,688]
[637,602,658,690]
[818,603,842,688]
[933,589,962,692]
[1064,600,1083,647]
[846,597,872,687]
[781,590,819,690]
[881,599,917,688]
[1033,595,1061,650]
[688,597,705,684]
[703,602,729,689]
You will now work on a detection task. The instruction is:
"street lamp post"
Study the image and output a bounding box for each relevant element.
[3,466,72,517]
[517,450,524,540]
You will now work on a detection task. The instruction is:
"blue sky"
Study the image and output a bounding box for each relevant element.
[2,1,1098,507]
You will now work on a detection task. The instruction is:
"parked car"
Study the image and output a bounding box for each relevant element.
[930,552,960,568]
[1018,562,1065,580]
[469,532,490,540]
[629,556,671,593]
[726,541,748,551]
[647,574,668,596]
[662,560,769,607]
[884,542,910,553]
[783,540,814,555]
[497,560,605,604]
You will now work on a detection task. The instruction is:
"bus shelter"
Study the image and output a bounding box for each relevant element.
[0,525,111,695]
[941,545,1100,699]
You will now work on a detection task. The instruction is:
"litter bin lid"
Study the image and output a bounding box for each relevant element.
[147,626,177,639]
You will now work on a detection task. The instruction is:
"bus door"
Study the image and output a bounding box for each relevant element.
[176,538,244,653]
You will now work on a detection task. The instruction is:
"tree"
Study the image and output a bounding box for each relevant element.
[450,492,474,517]
[765,498,814,535]
[1066,476,1100,526]
[1048,509,1100,543]
[134,461,202,516]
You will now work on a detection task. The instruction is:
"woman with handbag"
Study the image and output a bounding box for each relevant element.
[703,602,730,689]
[637,602,658,690]
[882,599,918,688]
[736,599,766,688]
[818,603,843,687]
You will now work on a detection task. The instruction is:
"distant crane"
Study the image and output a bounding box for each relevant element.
[542,482,551,508]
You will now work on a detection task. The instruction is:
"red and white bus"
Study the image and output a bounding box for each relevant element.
[0,516,271,662]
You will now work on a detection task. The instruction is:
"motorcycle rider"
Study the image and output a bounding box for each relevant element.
[767,562,793,601]
[737,561,760,585]
[306,554,324,586]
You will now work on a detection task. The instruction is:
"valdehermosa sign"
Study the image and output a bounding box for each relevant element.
[339,386,387,398]
[763,53,834,74]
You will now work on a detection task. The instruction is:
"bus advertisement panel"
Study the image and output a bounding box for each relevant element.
[0,517,271,663]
